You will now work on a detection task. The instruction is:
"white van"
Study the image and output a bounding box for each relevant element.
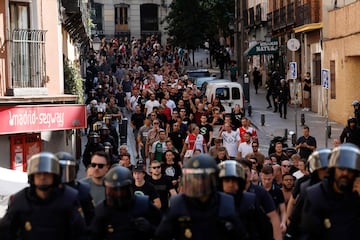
[204,80,244,113]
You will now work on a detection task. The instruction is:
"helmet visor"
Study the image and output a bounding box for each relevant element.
[59,160,76,183]
[182,168,217,198]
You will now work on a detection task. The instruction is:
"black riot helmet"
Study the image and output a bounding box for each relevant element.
[103,165,134,208]
[103,115,112,127]
[55,151,78,183]
[328,143,360,171]
[100,124,110,137]
[103,142,113,156]
[347,117,357,126]
[27,152,61,190]
[97,108,105,120]
[308,148,331,173]
[218,160,246,193]
[89,132,101,144]
[182,154,219,198]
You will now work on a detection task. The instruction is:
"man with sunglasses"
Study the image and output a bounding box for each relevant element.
[147,161,177,212]
[81,151,110,205]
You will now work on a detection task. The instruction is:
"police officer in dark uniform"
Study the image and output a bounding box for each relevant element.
[0,152,86,240]
[83,132,104,168]
[340,117,360,147]
[285,148,331,239]
[102,141,118,165]
[155,154,246,240]
[89,165,161,240]
[99,125,118,156]
[56,151,95,226]
[218,160,273,240]
[298,143,360,239]
[352,100,360,127]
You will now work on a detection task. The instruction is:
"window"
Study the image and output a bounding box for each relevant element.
[10,2,46,89]
[216,88,230,100]
[10,2,29,30]
[330,60,336,99]
[232,87,241,100]
[115,5,128,31]
[93,3,103,31]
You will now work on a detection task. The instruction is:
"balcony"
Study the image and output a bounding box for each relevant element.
[287,3,294,26]
[273,9,280,30]
[61,0,90,46]
[255,4,261,25]
[7,29,47,96]
[267,12,273,27]
[243,10,249,28]
[249,7,255,27]
[295,3,320,27]
[279,7,286,29]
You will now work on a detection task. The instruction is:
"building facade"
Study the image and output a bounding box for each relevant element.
[324,0,360,124]
[0,0,89,170]
[91,0,171,43]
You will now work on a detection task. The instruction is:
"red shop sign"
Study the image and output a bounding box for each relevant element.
[0,105,87,134]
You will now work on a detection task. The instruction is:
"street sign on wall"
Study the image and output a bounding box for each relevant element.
[287,38,300,52]
[289,62,297,79]
[322,69,330,89]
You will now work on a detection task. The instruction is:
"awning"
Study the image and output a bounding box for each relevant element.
[294,22,323,33]
[244,40,279,56]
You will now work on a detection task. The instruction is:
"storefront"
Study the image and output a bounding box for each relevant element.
[0,104,86,171]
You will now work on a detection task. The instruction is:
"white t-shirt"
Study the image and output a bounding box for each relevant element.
[145,100,160,116]
[238,142,253,158]
[166,99,176,113]
[221,131,240,157]
[130,95,140,111]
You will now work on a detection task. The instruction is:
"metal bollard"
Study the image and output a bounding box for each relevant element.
[261,114,265,126]
[284,128,288,140]
[301,113,305,126]
[248,105,252,117]
[119,118,128,145]
[291,133,297,147]
[327,125,332,138]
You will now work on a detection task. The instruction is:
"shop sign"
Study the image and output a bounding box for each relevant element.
[0,105,86,134]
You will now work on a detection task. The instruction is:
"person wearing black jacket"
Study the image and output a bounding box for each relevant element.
[340,117,360,147]
[278,79,291,119]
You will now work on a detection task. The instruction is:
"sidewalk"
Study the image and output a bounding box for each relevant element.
[192,48,345,150]
[247,86,344,149]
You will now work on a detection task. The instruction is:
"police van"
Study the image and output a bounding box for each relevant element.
[203,80,245,113]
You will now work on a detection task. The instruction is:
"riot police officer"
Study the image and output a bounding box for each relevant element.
[285,148,331,239]
[218,160,273,240]
[83,132,104,168]
[299,143,360,239]
[0,152,86,240]
[155,154,246,240]
[89,165,161,240]
[56,151,95,225]
[99,125,118,156]
[352,100,360,127]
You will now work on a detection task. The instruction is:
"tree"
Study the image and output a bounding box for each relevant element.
[164,0,235,47]
[164,0,210,50]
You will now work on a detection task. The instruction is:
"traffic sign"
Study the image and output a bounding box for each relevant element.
[289,62,297,79]
[287,38,300,52]
[322,69,330,89]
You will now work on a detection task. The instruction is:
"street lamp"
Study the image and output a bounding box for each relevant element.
[265,32,272,43]
[92,36,101,52]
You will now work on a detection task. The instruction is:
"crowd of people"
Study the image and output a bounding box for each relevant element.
[1,34,360,240]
